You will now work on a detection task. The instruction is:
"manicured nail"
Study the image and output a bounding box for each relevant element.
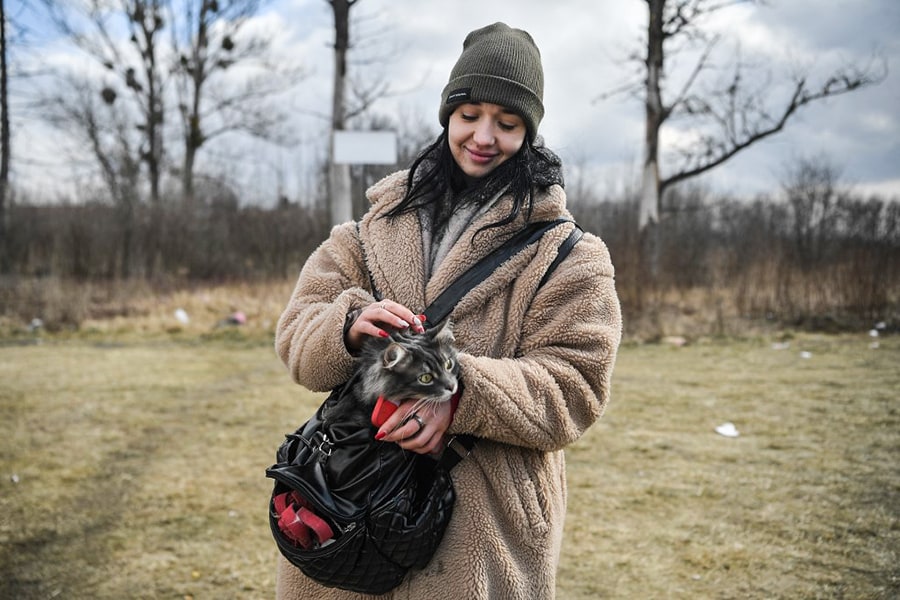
[377,330,389,338]
[399,320,410,328]
[418,314,427,322]
[375,431,386,440]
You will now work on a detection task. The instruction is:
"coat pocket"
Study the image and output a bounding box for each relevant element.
[502,449,551,549]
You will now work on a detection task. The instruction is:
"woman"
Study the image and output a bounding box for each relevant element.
[275,22,622,599]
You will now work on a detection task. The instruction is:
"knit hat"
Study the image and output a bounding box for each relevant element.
[439,22,544,142]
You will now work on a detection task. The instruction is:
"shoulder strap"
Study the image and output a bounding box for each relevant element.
[424,218,573,325]
[360,219,581,470]
[428,219,582,471]
[539,224,583,288]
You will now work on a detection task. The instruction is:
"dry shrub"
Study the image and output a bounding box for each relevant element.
[0,278,296,339]
[0,277,94,331]
[2,274,896,344]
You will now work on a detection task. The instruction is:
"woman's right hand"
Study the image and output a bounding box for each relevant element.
[344,299,426,352]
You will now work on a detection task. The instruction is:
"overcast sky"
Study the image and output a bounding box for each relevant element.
[14,0,900,204]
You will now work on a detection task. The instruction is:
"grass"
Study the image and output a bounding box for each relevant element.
[1,330,898,599]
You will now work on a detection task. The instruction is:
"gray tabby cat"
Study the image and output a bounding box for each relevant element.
[324,320,460,429]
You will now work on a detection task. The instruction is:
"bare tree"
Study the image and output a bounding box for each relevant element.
[327,0,358,226]
[324,0,414,223]
[0,0,9,273]
[38,0,304,275]
[49,0,167,207]
[41,0,167,273]
[601,0,886,232]
[782,155,844,269]
[169,0,304,205]
[46,76,142,277]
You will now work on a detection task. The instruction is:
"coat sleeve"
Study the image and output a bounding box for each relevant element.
[449,232,622,452]
[274,222,375,392]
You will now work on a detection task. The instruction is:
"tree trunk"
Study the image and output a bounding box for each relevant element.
[180,0,212,208]
[0,0,9,274]
[182,138,196,204]
[640,0,665,232]
[328,0,353,226]
[145,19,164,277]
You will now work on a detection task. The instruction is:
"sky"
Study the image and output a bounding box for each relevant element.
[12,0,900,205]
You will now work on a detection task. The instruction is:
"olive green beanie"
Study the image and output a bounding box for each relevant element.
[439,22,544,142]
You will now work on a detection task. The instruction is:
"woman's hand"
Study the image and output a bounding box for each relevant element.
[345,299,425,352]
[375,398,455,455]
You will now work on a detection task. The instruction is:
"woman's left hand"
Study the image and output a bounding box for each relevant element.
[375,398,455,455]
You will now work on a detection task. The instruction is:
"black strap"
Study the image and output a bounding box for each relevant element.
[425,219,582,470]
[361,218,582,469]
[539,224,583,289]
[439,434,478,470]
[424,218,572,325]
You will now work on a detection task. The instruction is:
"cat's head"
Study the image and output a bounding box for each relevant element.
[360,320,459,404]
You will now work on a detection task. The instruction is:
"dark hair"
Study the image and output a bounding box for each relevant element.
[384,130,558,236]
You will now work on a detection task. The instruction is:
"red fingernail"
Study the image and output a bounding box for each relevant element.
[375,431,386,440]
[418,314,427,322]
[377,330,389,338]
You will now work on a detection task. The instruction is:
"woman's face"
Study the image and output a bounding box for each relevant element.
[448,102,527,179]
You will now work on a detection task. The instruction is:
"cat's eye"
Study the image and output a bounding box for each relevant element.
[444,358,454,370]
[418,373,434,384]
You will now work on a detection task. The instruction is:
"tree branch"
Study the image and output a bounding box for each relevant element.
[661,61,884,193]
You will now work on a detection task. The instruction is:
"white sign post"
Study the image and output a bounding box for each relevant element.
[333,131,398,165]
[330,130,398,226]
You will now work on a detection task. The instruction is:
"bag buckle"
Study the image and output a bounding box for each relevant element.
[315,433,333,457]
[446,436,471,461]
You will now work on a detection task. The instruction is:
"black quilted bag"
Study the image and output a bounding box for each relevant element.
[266,219,582,594]
[266,384,458,594]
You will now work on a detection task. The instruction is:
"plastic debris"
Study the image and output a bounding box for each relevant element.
[715,422,739,438]
[227,311,247,325]
[771,342,790,350]
[869,329,879,338]
[174,308,190,324]
[28,318,44,332]
[800,351,812,359]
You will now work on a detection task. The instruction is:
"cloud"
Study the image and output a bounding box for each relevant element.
[11,0,900,203]
[291,0,899,198]
[855,178,900,199]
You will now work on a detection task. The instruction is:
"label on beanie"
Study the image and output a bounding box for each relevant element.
[446,88,472,104]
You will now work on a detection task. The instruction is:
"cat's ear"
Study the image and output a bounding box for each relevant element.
[382,343,407,369]
[431,319,455,344]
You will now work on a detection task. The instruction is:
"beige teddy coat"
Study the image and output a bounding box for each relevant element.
[274,170,622,599]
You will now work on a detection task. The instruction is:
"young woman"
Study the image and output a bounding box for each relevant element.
[275,22,622,599]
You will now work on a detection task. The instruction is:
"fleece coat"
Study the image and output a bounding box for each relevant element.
[274,170,622,599]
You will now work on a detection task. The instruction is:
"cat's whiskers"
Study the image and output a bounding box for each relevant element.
[406,396,452,420]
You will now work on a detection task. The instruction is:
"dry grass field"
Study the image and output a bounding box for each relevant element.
[1,323,898,598]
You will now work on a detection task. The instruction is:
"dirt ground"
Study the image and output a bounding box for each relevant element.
[1,331,898,599]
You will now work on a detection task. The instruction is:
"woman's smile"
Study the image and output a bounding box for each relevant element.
[465,147,499,164]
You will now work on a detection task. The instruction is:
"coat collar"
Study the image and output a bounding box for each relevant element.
[359,170,568,312]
